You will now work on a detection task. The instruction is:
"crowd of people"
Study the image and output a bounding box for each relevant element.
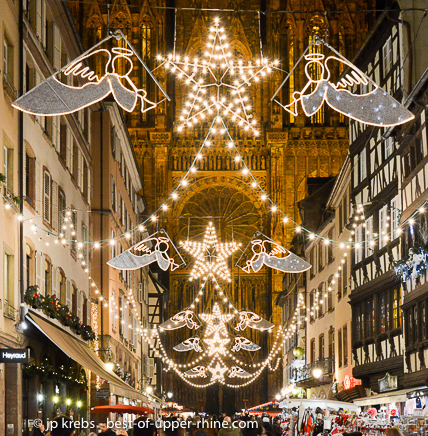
[33,414,406,436]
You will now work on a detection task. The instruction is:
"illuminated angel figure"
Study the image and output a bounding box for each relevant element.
[280,54,414,127]
[13,47,157,116]
[108,236,179,271]
[243,239,311,273]
[159,17,279,136]
[235,311,274,332]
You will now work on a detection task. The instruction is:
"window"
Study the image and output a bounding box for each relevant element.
[318,243,323,271]
[111,176,116,211]
[360,148,367,182]
[343,324,348,366]
[328,328,334,358]
[365,216,374,257]
[83,161,88,200]
[44,258,51,295]
[25,147,36,206]
[25,245,34,290]
[309,291,315,322]
[82,223,88,261]
[391,197,399,240]
[310,339,316,363]
[59,269,65,304]
[72,142,78,180]
[72,284,77,316]
[3,36,14,84]
[3,145,14,192]
[328,231,333,263]
[112,289,117,332]
[379,205,388,248]
[342,262,348,296]
[354,225,363,263]
[83,297,88,325]
[4,250,14,307]
[58,189,66,234]
[71,210,77,255]
[60,123,67,162]
[392,287,401,329]
[318,283,324,317]
[43,170,52,224]
[385,137,394,159]
[319,334,325,359]
[338,328,343,367]
[327,282,333,310]
[382,36,392,77]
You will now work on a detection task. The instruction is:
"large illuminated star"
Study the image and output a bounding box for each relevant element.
[204,332,230,356]
[200,303,234,336]
[208,359,229,382]
[180,223,241,282]
[159,17,278,136]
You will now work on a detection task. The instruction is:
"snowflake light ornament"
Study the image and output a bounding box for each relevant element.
[180,222,241,282]
[159,17,278,136]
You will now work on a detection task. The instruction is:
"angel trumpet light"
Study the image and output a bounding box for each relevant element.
[160,18,278,136]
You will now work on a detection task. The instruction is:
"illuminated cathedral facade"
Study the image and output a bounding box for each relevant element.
[71,0,374,412]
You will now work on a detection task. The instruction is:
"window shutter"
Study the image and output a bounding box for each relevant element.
[111,289,116,331]
[360,148,367,181]
[77,152,83,190]
[23,142,27,198]
[35,160,43,214]
[52,117,60,152]
[53,23,61,71]
[379,206,388,248]
[77,291,83,320]
[87,168,91,205]
[35,0,43,41]
[43,171,51,223]
[66,131,73,171]
[365,217,373,257]
[51,266,60,297]
[51,181,58,231]
[65,279,72,309]
[35,252,45,295]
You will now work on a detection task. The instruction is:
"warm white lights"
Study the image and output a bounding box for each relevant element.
[161,18,277,136]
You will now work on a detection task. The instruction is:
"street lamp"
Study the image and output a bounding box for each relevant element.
[77,401,82,408]
[37,393,43,402]
[53,396,59,404]
[312,368,323,379]
[146,386,153,395]
[275,394,281,401]
[167,392,173,399]
[66,399,71,406]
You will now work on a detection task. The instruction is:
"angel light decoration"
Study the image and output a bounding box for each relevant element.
[13,31,169,116]
[273,49,414,127]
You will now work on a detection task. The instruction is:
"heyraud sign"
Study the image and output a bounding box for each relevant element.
[0,348,30,363]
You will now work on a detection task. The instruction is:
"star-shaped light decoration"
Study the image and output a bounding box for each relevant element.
[200,304,233,356]
[204,332,230,356]
[208,359,229,382]
[180,222,241,282]
[158,17,278,136]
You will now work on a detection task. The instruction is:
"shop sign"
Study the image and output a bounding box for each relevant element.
[414,409,423,416]
[0,348,30,363]
[378,373,398,392]
[343,375,362,390]
[96,389,110,399]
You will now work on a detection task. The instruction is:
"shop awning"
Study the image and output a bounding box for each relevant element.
[27,312,148,402]
[353,386,426,406]
[279,398,360,412]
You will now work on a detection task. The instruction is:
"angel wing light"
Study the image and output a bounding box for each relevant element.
[275,53,414,127]
[173,337,203,352]
[243,239,311,273]
[108,236,179,271]
[229,366,252,378]
[184,366,208,378]
[235,311,274,332]
[232,337,261,352]
[160,310,200,330]
[13,46,160,116]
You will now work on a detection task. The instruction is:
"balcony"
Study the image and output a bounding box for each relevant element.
[4,300,18,321]
[295,357,334,388]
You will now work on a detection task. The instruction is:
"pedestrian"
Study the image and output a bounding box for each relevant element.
[218,417,239,436]
[132,417,156,436]
[48,416,76,436]
[385,429,404,436]
[98,423,117,436]
[33,423,47,436]
[272,418,281,436]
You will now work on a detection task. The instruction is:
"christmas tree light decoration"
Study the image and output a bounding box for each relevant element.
[159,310,200,330]
[160,17,278,136]
[272,39,414,127]
[13,30,168,116]
[231,337,261,352]
[180,222,241,282]
[173,337,203,352]
[238,236,311,273]
[107,231,183,271]
[235,311,274,332]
